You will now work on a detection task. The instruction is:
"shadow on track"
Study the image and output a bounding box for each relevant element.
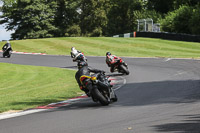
[8,79,200,111]
[153,114,200,132]
[60,66,77,69]
[106,73,124,77]
[115,79,200,107]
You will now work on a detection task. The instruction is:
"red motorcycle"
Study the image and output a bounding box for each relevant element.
[113,58,129,75]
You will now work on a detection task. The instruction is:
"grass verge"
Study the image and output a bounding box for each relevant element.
[0,63,81,113]
[0,37,200,58]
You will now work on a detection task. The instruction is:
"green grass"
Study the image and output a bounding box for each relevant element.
[1,37,200,58]
[0,63,82,113]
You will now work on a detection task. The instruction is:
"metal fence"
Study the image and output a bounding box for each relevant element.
[113,32,200,43]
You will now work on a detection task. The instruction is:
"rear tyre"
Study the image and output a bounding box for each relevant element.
[120,65,129,75]
[92,88,110,106]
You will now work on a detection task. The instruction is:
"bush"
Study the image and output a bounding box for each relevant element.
[65,25,81,37]
[189,5,200,35]
[90,27,103,37]
[160,5,193,34]
[134,9,162,23]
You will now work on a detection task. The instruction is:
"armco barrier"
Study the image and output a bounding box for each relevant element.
[136,32,200,42]
[113,32,200,43]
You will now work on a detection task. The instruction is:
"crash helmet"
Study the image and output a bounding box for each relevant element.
[71,47,75,51]
[71,47,79,57]
[106,52,111,56]
[77,61,88,69]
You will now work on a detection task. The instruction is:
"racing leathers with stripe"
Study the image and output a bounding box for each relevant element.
[75,66,108,96]
[106,55,120,72]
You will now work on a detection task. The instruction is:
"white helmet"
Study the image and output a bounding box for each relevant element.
[71,47,76,51]
[71,47,79,57]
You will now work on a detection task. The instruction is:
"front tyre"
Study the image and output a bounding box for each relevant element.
[7,51,12,58]
[3,52,6,58]
[92,88,110,106]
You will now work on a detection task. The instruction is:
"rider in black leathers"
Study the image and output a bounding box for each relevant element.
[2,41,13,58]
[2,41,12,52]
[75,61,110,97]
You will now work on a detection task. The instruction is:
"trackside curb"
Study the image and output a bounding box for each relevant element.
[0,76,126,120]
[0,50,46,55]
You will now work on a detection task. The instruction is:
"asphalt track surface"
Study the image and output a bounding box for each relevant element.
[1,53,200,133]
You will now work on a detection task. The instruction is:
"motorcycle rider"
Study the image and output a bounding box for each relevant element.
[2,41,13,57]
[75,61,109,98]
[2,41,12,52]
[105,52,127,73]
[70,47,87,62]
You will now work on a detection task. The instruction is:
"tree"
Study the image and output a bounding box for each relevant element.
[173,0,200,9]
[160,5,193,34]
[133,9,162,24]
[146,0,174,14]
[79,0,109,36]
[189,4,200,35]
[65,24,81,37]
[54,0,80,37]
[0,0,58,39]
[107,0,144,36]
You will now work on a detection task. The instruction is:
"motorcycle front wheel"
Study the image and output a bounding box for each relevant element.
[3,52,6,58]
[92,88,110,106]
[7,51,12,58]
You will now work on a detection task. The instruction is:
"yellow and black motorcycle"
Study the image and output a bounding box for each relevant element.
[80,72,117,106]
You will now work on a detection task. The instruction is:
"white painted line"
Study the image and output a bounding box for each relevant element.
[0,96,88,120]
[0,109,47,120]
[12,51,46,55]
[0,50,46,55]
[164,58,172,62]
[173,71,188,76]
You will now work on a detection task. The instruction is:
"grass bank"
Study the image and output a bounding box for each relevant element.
[0,63,81,113]
[1,37,200,58]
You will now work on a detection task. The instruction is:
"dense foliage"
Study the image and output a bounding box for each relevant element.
[0,0,199,39]
[160,4,200,34]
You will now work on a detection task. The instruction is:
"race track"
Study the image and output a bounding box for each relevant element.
[0,53,200,133]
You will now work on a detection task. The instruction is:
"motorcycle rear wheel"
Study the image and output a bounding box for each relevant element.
[119,65,129,75]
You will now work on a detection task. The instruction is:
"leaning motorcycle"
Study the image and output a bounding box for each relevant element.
[80,72,117,106]
[2,44,12,58]
[114,58,129,75]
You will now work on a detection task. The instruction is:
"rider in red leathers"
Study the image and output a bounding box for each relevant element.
[105,52,127,73]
